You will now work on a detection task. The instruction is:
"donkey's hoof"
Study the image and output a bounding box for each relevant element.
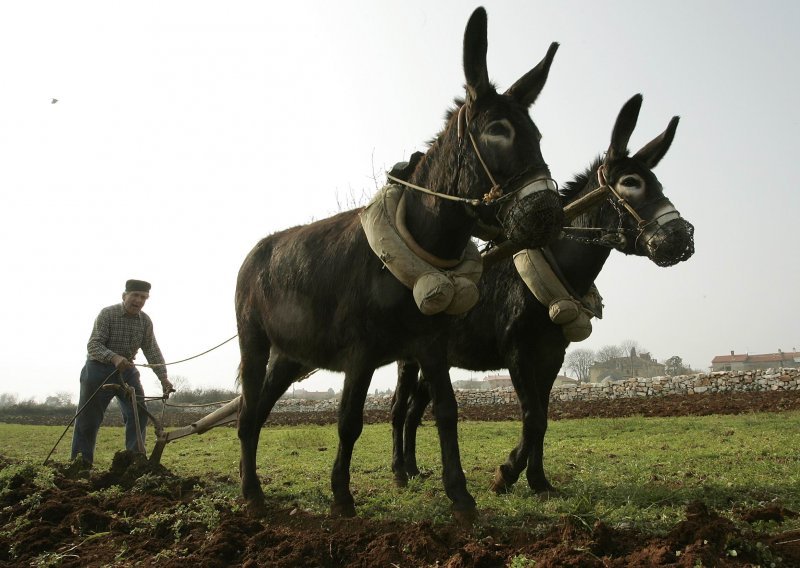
[330,501,357,518]
[394,472,409,488]
[452,507,478,528]
[490,466,514,494]
[245,498,269,518]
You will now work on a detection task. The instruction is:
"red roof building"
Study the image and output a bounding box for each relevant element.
[711,350,799,372]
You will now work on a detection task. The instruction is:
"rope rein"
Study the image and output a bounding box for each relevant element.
[135,334,238,369]
[385,173,483,206]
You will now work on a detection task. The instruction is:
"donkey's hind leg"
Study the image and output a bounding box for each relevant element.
[390,359,421,486]
[402,373,431,479]
[240,347,310,516]
[237,328,271,515]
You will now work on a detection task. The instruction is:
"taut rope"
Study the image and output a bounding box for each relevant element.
[385,173,483,206]
[135,334,238,369]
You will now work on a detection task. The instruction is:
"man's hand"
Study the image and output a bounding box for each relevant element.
[111,354,133,372]
[161,378,176,398]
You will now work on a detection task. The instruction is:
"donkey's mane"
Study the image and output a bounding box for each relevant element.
[559,156,603,203]
[426,90,498,147]
[559,155,624,230]
[426,97,467,147]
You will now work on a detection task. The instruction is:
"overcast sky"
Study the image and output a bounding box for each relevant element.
[1,0,797,402]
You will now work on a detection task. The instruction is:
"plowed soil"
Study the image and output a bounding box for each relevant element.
[2,390,799,567]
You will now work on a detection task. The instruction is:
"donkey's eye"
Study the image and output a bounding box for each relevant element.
[620,176,641,187]
[485,121,512,138]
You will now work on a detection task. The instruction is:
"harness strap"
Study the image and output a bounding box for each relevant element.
[513,248,601,342]
[360,184,483,316]
[540,247,587,303]
[395,193,462,269]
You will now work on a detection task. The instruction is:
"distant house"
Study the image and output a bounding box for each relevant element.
[484,374,513,389]
[282,388,337,401]
[589,348,666,383]
[452,379,488,390]
[554,375,579,387]
[711,350,799,372]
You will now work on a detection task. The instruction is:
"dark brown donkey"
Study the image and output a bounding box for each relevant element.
[390,94,695,495]
[235,7,562,521]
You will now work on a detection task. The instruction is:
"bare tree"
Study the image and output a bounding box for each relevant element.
[0,393,18,408]
[619,339,643,358]
[596,344,624,363]
[44,391,74,407]
[170,375,191,392]
[565,348,596,383]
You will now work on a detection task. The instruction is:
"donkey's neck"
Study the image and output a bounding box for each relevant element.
[400,192,475,262]
[549,166,615,296]
[398,126,478,262]
[547,238,611,298]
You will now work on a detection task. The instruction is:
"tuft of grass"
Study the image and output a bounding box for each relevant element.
[508,554,537,567]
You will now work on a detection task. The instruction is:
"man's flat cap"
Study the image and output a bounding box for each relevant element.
[125,279,151,293]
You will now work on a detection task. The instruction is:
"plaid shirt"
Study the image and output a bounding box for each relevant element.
[87,303,167,382]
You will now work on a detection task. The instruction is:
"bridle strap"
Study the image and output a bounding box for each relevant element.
[598,165,647,228]
[385,173,483,206]
[467,130,501,200]
[387,101,547,210]
[460,101,503,202]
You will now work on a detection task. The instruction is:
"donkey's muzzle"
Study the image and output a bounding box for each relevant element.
[643,217,695,267]
[499,176,563,249]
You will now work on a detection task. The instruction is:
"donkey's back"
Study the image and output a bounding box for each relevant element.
[236,208,442,372]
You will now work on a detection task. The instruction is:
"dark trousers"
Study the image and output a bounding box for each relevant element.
[70,359,147,464]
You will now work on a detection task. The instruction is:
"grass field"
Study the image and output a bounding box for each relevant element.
[3,410,799,535]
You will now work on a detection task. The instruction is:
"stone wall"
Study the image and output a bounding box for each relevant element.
[272,368,800,413]
[548,367,799,402]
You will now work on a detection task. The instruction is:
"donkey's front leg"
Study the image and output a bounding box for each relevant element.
[330,365,373,517]
[421,359,477,525]
[491,345,538,494]
[493,340,563,495]
[525,349,564,494]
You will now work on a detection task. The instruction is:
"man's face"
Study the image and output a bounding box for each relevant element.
[122,291,149,315]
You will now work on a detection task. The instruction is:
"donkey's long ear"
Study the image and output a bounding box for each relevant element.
[463,7,491,105]
[505,42,559,108]
[632,116,680,168]
[608,94,643,161]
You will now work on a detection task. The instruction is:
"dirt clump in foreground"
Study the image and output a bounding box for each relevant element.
[1,390,799,567]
